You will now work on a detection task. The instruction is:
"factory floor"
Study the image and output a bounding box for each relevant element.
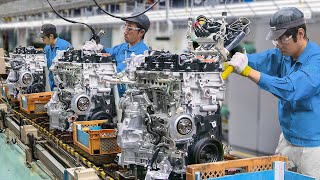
[0,132,51,180]
[229,145,272,158]
[0,128,269,180]
[222,130,272,158]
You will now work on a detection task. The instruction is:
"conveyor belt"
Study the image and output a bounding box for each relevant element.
[0,97,118,180]
[15,110,118,179]
[1,96,242,180]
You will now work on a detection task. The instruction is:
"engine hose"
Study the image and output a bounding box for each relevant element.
[225,31,246,51]
[148,147,161,170]
[58,91,70,109]
[147,124,161,145]
[120,111,125,123]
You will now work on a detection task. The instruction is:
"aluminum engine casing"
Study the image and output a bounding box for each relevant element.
[116,14,250,179]
[46,50,117,131]
[117,51,225,177]
[6,46,46,98]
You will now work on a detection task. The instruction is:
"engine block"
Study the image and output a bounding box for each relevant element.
[42,12,250,179]
[116,14,250,179]
[46,49,117,131]
[117,51,224,178]
[6,46,46,98]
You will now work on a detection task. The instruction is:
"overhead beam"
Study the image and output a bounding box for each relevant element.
[0,0,134,18]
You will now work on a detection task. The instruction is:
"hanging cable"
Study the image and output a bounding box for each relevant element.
[92,0,160,20]
[46,0,99,42]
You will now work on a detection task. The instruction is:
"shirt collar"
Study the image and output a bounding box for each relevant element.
[52,37,61,49]
[127,40,145,52]
[296,40,311,64]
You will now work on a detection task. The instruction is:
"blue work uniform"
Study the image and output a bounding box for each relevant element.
[104,40,149,96]
[44,37,71,91]
[247,41,320,147]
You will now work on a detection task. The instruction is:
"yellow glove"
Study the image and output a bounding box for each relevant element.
[227,52,252,77]
[240,65,252,77]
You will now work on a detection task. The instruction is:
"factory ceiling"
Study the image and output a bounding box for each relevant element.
[0,0,132,18]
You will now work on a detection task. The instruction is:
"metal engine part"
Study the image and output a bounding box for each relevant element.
[45,49,117,131]
[6,46,46,98]
[116,14,250,179]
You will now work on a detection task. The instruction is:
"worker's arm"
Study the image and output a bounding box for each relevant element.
[248,68,260,84]
[104,44,122,58]
[247,49,284,76]
[227,52,261,84]
[228,51,320,101]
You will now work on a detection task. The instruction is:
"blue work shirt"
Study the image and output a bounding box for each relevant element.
[104,40,149,96]
[44,37,71,91]
[247,41,320,147]
[104,40,149,73]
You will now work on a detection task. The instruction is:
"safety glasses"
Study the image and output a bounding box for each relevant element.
[41,36,48,40]
[122,25,141,32]
[272,35,292,46]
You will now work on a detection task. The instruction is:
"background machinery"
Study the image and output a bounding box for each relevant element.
[6,46,46,98]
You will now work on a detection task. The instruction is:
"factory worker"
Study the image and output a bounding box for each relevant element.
[228,7,320,179]
[39,23,71,91]
[104,11,150,96]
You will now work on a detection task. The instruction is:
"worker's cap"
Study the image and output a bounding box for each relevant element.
[123,11,150,32]
[266,7,306,40]
[38,23,57,38]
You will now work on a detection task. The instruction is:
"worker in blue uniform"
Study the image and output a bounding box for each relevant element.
[39,24,71,91]
[227,7,320,179]
[104,12,150,96]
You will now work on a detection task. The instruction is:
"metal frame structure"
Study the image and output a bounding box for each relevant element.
[1,0,320,29]
[0,0,131,18]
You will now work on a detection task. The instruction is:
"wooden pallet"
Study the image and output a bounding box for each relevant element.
[186,155,288,180]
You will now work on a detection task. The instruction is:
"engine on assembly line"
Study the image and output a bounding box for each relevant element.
[45,49,117,131]
[42,12,250,179]
[6,46,46,98]
[116,14,250,179]
[117,51,225,179]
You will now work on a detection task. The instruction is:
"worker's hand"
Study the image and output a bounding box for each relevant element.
[227,52,252,77]
[82,40,104,54]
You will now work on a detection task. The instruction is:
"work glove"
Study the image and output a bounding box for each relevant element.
[82,40,104,55]
[227,52,252,77]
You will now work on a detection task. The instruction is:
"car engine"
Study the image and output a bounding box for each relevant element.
[115,14,250,179]
[6,46,46,98]
[45,49,117,131]
[41,11,250,179]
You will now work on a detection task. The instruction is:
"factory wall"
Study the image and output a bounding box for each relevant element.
[227,19,280,155]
